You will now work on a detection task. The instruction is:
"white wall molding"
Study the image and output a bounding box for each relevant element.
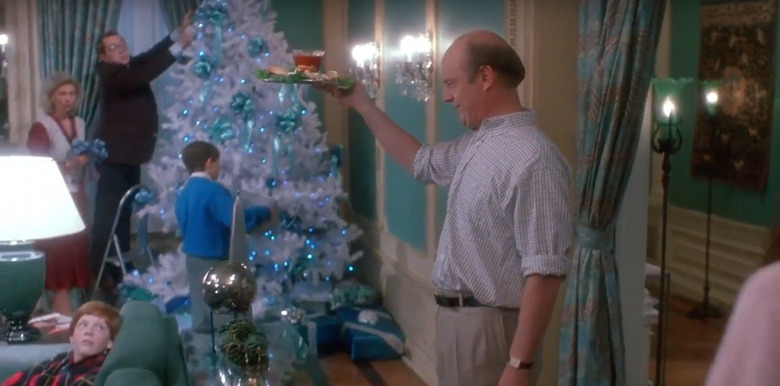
[647,202,768,307]
[350,211,437,385]
[615,88,653,386]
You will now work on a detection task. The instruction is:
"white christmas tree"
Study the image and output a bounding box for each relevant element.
[126,0,363,317]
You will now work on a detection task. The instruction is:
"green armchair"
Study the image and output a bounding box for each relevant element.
[97,301,189,386]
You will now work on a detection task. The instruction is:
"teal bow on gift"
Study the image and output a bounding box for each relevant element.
[330,283,380,311]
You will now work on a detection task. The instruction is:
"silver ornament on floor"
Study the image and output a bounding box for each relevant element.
[202,262,257,313]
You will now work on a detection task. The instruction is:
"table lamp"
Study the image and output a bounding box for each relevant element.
[0,156,85,343]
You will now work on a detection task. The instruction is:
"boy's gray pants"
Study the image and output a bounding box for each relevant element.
[186,255,233,334]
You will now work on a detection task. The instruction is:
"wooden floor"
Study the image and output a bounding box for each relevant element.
[313,354,426,386]
[649,295,727,386]
[313,294,727,386]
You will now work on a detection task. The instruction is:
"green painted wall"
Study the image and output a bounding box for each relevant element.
[669,0,780,227]
[347,0,377,219]
[342,0,509,247]
[434,2,505,235]
[381,0,428,249]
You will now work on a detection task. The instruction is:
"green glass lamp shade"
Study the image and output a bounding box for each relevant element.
[700,80,721,116]
[0,248,45,343]
[651,77,694,123]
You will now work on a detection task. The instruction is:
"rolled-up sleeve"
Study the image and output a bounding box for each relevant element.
[412,133,472,186]
[514,166,572,277]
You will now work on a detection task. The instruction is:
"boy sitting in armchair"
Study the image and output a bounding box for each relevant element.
[3,301,121,386]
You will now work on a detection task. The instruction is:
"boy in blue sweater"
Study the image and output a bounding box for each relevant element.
[175,140,273,333]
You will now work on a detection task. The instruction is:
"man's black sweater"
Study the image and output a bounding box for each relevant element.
[94,36,177,165]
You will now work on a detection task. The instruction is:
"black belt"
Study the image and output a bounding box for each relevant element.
[434,293,484,308]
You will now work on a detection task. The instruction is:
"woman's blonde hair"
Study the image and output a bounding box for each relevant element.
[40,72,82,114]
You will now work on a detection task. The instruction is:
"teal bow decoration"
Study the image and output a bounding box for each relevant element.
[196,4,228,67]
[231,92,256,151]
[192,56,215,103]
[275,111,298,132]
[192,57,214,80]
[247,36,266,57]
[205,118,235,143]
[230,92,255,118]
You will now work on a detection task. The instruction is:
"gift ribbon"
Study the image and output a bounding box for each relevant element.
[304,312,326,357]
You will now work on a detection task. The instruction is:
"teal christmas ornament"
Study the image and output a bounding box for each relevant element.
[205,118,236,143]
[247,36,266,57]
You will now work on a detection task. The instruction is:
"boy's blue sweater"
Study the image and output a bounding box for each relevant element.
[175,176,270,259]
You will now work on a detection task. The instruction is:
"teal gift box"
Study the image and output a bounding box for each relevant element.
[337,307,405,361]
[301,313,343,358]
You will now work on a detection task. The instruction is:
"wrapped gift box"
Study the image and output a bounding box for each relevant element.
[337,307,405,361]
[301,313,343,358]
[164,295,189,314]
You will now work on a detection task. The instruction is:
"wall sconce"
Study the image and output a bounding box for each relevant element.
[350,42,380,99]
[396,32,432,102]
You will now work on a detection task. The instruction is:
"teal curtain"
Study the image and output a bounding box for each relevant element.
[159,0,202,32]
[557,1,667,385]
[37,0,123,131]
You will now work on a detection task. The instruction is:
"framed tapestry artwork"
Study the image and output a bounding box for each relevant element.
[691,0,777,191]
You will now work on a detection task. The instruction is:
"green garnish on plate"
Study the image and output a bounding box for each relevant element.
[254,68,356,89]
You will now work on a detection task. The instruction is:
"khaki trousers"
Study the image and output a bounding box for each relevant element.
[435,305,542,386]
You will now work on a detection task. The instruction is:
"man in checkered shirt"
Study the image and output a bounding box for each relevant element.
[321,30,572,386]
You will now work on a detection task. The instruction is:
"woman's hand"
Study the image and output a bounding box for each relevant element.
[65,154,88,171]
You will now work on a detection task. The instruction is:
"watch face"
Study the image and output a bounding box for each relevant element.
[509,357,533,369]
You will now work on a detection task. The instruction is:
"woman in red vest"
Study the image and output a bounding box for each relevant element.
[26,72,92,316]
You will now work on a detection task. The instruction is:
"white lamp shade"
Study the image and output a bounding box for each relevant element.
[0,156,85,242]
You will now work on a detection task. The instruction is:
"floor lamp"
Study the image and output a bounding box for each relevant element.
[689,80,723,320]
[650,77,692,386]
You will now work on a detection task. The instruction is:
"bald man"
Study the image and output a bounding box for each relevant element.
[320,31,572,386]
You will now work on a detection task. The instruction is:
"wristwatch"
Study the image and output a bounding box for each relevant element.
[508,356,534,370]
